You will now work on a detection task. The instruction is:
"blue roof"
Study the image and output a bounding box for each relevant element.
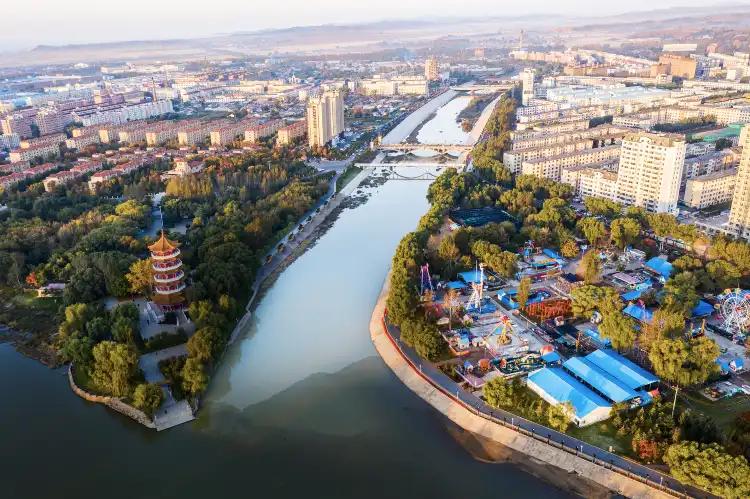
[645,257,673,279]
[692,300,714,318]
[542,351,562,363]
[623,303,653,323]
[563,357,639,403]
[527,368,610,418]
[446,281,467,290]
[585,349,659,390]
[581,328,612,347]
[458,270,486,284]
[621,289,645,301]
[542,249,566,263]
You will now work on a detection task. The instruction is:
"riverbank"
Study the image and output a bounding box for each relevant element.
[369,273,675,499]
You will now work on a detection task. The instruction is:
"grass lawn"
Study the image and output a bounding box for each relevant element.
[0,288,61,337]
[568,421,633,457]
[336,166,363,192]
[667,385,750,429]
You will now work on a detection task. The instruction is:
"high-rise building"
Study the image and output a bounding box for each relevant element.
[520,68,536,106]
[307,95,331,148]
[658,54,697,80]
[425,56,439,82]
[728,125,750,239]
[306,89,344,147]
[615,132,686,215]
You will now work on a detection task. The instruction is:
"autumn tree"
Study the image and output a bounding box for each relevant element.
[133,383,165,417]
[609,218,641,249]
[125,258,154,296]
[517,277,531,310]
[91,341,138,397]
[579,250,602,284]
[599,310,636,352]
[577,218,606,247]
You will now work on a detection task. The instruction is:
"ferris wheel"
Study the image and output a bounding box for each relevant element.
[720,289,750,336]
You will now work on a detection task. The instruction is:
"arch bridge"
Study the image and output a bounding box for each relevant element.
[376,143,473,155]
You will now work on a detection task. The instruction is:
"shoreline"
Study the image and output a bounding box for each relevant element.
[368,271,675,499]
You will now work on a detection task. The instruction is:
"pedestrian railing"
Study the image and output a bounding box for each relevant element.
[380,313,709,499]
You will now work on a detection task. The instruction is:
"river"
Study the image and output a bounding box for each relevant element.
[416,96,472,145]
[0,175,574,499]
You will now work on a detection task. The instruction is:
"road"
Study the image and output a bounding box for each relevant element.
[383,319,717,499]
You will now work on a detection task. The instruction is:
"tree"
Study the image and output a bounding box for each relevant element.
[517,277,531,310]
[560,240,579,259]
[125,258,154,296]
[648,213,679,238]
[471,240,518,278]
[547,401,573,432]
[584,197,622,219]
[649,337,719,389]
[483,377,518,408]
[705,260,742,291]
[640,309,686,351]
[58,303,95,340]
[664,442,750,499]
[400,318,444,361]
[63,267,107,305]
[60,337,94,365]
[625,206,649,226]
[133,383,164,417]
[570,285,620,318]
[609,218,641,249]
[386,266,418,326]
[444,288,460,330]
[187,327,222,364]
[662,272,700,318]
[91,341,138,397]
[181,357,208,395]
[437,236,462,277]
[599,310,636,352]
[577,218,606,247]
[579,250,602,284]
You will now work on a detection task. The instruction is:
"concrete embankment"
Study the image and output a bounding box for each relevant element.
[368,273,674,499]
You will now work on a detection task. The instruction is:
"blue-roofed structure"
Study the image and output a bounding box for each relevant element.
[692,300,714,318]
[623,302,653,323]
[445,281,467,290]
[541,351,562,365]
[644,257,673,280]
[580,328,612,348]
[527,368,611,426]
[563,357,639,403]
[620,289,645,302]
[458,270,486,285]
[585,349,659,391]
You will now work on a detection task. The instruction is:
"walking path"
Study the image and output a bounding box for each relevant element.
[369,272,715,499]
[138,344,195,431]
[228,167,373,345]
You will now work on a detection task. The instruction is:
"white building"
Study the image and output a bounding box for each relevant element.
[683,169,737,210]
[520,68,535,106]
[728,125,750,239]
[615,132,686,215]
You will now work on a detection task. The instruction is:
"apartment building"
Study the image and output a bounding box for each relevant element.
[72,125,108,138]
[510,120,589,140]
[615,132,686,215]
[521,145,621,181]
[20,133,67,149]
[74,100,173,127]
[306,89,344,148]
[682,149,740,185]
[35,109,72,135]
[0,163,58,190]
[521,68,536,106]
[728,125,750,239]
[358,77,428,96]
[43,161,103,192]
[277,120,307,146]
[244,119,284,143]
[504,135,624,175]
[1,113,35,139]
[425,57,439,81]
[683,169,737,209]
[210,119,259,146]
[9,142,60,163]
[0,133,20,150]
[65,134,101,150]
[0,161,30,174]
[88,157,146,191]
[509,125,629,151]
[144,120,199,146]
[578,168,619,200]
[658,54,697,79]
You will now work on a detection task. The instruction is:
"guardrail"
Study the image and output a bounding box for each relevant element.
[381,313,712,499]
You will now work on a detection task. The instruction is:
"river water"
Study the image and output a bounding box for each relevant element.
[0,176,573,499]
[416,96,472,146]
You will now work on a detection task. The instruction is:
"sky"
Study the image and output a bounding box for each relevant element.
[0,0,733,50]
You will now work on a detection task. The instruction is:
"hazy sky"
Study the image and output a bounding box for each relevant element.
[0,0,728,50]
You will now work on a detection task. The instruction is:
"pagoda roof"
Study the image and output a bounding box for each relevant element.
[148,231,181,252]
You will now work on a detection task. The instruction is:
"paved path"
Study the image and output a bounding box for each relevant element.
[371,272,716,499]
[138,344,194,431]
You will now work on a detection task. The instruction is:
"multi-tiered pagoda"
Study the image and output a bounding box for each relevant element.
[149,231,186,311]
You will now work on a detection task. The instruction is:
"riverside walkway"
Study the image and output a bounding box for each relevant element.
[369,274,716,499]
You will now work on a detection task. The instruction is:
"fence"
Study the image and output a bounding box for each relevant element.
[381,313,714,499]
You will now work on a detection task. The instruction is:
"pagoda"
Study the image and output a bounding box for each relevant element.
[149,231,186,311]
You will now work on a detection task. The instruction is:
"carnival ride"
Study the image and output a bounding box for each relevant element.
[718,289,750,338]
[420,263,434,300]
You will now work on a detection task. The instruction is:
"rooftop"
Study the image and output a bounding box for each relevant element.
[585,349,659,390]
[527,367,610,418]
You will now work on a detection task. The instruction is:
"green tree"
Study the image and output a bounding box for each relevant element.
[516,277,531,310]
[624,206,649,226]
[58,303,95,340]
[705,260,742,292]
[640,309,686,351]
[181,357,209,395]
[664,442,750,499]
[649,336,719,388]
[570,285,620,318]
[91,341,138,397]
[63,267,107,305]
[400,318,443,361]
[471,240,518,278]
[577,218,606,247]
[386,266,418,326]
[662,272,700,318]
[647,213,679,238]
[187,327,222,364]
[560,240,579,259]
[609,218,641,249]
[599,310,636,352]
[60,337,94,365]
[437,236,462,277]
[579,250,602,284]
[483,377,518,408]
[133,383,165,417]
[125,258,154,296]
[547,401,573,432]
[672,255,703,273]
[584,197,622,219]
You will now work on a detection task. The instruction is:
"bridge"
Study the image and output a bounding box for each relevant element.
[453,83,516,92]
[375,143,473,154]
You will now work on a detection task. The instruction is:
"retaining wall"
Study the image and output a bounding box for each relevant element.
[68,363,155,429]
[369,275,678,499]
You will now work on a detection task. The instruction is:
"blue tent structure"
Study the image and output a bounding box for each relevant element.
[644,257,673,279]
[620,289,646,302]
[541,351,562,365]
[717,355,745,374]
[585,349,660,391]
[623,302,654,323]
[542,249,566,264]
[692,300,715,318]
[445,281,467,290]
[581,328,612,348]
